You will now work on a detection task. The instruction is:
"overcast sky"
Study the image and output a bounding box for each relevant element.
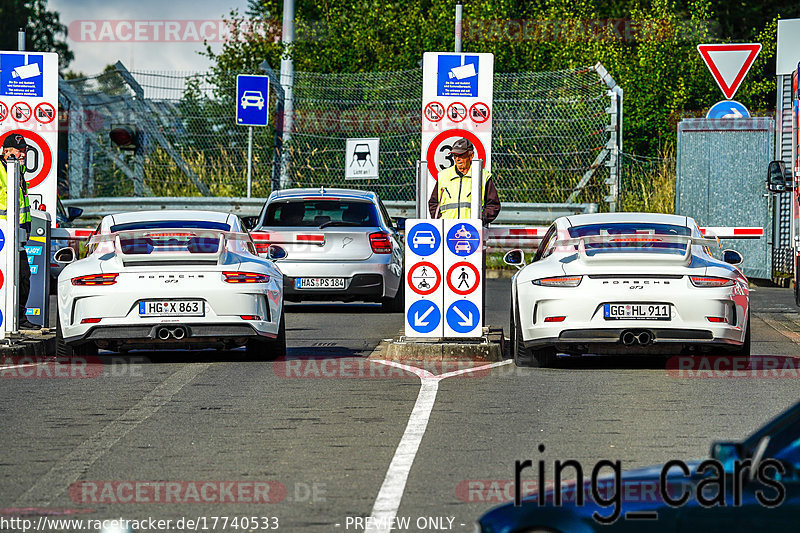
[50,0,250,75]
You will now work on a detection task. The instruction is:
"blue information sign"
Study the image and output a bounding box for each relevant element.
[446,300,480,334]
[706,100,750,120]
[407,222,442,256]
[0,53,44,97]
[446,222,480,256]
[407,300,441,334]
[236,75,270,126]
[437,55,479,98]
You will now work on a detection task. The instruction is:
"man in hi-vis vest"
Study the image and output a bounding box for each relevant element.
[0,134,37,330]
[428,138,500,224]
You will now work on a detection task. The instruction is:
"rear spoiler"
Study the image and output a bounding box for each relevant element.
[89,230,255,263]
[554,234,720,264]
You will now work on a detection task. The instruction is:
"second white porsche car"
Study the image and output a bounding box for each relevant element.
[506,213,750,367]
[55,210,286,358]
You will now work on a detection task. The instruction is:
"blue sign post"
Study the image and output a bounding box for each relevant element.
[236,75,270,198]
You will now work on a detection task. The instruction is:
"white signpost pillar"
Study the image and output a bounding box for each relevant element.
[0,51,59,227]
[443,219,482,337]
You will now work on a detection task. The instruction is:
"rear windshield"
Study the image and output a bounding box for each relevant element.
[567,223,692,254]
[263,200,379,227]
[110,220,231,232]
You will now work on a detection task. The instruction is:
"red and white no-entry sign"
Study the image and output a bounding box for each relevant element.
[446,261,480,295]
[426,129,487,181]
[424,102,444,122]
[407,261,441,295]
[0,130,53,189]
[447,102,467,122]
[11,102,31,123]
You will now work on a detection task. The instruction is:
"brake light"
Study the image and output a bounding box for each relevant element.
[544,316,566,322]
[81,318,102,324]
[71,273,118,286]
[240,315,261,320]
[223,272,270,283]
[706,316,727,323]
[690,276,734,287]
[145,232,195,238]
[532,276,582,287]
[369,232,393,254]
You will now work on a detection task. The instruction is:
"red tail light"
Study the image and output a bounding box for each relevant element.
[544,316,566,322]
[240,315,261,320]
[223,272,270,283]
[690,276,734,287]
[81,318,102,324]
[72,273,118,286]
[369,232,392,254]
[706,316,727,323]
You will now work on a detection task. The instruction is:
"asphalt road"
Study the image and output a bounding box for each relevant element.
[1,280,800,533]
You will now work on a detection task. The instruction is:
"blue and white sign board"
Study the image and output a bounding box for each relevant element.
[405,219,444,338]
[421,52,494,200]
[706,100,751,119]
[443,219,483,337]
[0,51,59,229]
[236,75,270,126]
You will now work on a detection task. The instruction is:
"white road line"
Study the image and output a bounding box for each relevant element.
[0,362,48,372]
[13,363,210,507]
[365,359,512,533]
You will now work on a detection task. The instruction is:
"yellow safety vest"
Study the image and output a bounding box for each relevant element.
[0,164,32,225]
[436,165,491,219]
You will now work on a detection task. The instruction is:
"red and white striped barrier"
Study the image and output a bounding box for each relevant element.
[699,227,763,239]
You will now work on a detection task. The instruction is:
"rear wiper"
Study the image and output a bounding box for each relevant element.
[318,221,362,229]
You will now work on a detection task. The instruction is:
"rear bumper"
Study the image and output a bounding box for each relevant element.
[65,322,275,349]
[283,274,387,301]
[524,328,740,355]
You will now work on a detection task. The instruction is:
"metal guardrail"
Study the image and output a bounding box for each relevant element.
[62,197,598,225]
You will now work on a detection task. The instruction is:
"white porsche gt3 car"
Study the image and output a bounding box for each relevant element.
[54,210,286,358]
[506,213,750,367]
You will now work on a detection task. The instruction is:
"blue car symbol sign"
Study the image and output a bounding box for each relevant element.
[446,223,480,256]
[408,223,441,256]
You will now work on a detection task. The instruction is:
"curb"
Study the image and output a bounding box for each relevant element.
[369,327,507,363]
[0,331,56,357]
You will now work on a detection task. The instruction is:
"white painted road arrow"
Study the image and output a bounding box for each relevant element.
[453,305,474,327]
[414,305,435,327]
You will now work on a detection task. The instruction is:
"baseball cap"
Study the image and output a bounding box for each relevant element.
[449,138,474,155]
[2,134,27,150]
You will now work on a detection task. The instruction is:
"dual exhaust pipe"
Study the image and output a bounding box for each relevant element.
[157,326,187,340]
[621,330,653,346]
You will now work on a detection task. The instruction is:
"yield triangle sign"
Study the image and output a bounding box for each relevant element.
[697,43,762,100]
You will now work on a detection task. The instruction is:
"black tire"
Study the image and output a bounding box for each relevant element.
[246,311,287,360]
[381,283,404,313]
[513,315,534,367]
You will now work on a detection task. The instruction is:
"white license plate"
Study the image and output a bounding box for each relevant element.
[296,277,346,289]
[604,303,671,320]
[139,300,204,316]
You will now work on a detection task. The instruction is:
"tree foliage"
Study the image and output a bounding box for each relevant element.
[207,0,793,156]
[0,0,73,70]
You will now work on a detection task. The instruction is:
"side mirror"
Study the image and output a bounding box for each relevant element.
[66,206,83,222]
[267,244,287,260]
[241,216,259,231]
[723,249,743,265]
[503,249,525,269]
[766,160,792,193]
[394,217,406,231]
[54,246,76,264]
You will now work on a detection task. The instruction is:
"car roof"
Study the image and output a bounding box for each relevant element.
[269,188,378,202]
[105,210,235,226]
[561,212,691,228]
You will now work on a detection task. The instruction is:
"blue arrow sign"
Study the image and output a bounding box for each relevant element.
[407,222,442,256]
[0,228,4,252]
[446,222,480,256]
[236,75,270,126]
[706,100,750,120]
[446,300,480,334]
[407,300,441,334]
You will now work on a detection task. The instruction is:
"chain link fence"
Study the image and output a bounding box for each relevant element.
[60,63,621,206]
[618,152,676,213]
